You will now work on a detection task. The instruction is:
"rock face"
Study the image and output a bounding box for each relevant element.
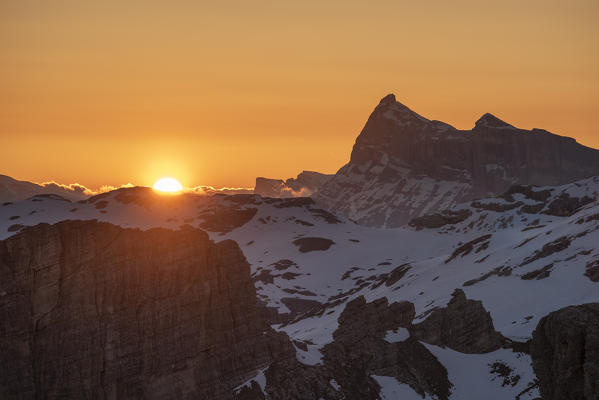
[530,303,599,400]
[0,220,293,399]
[410,289,504,353]
[254,177,287,198]
[314,94,599,227]
[254,171,333,198]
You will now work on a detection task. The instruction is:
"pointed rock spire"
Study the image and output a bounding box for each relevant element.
[379,93,397,106]
[475,113,514,129]
[374,93,430,125]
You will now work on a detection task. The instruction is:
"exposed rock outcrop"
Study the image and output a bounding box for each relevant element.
[410,289,504,353]
[321,296,451,400]
[292,237,335,253]
[409,209,472,229]
[199,207,258,233]
[255,171,333,198]
[543,193,594,217]
[530,303,599,400]
[232,295,452,400]
[254,178,287,198]
[314,94,599,227]
[0,220,293,399]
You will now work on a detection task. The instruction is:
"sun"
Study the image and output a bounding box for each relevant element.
[153,177,183,193]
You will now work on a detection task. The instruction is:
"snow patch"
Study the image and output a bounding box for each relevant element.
[424,344,539,399]
[371,375,434,400]
[329,379,340,391]
[383,328,410,343]
[234,368,267,394]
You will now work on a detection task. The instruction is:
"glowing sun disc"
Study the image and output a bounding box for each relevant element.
[153,177,183,193]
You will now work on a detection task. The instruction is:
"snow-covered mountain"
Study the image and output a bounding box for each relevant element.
[313,94,599,228]
[255,170,333,197]
[1,175,598,399]
[0,174,89,203]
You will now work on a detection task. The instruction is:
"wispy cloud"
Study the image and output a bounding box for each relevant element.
[187,185,254,195]
[37,181,135,196]
[279,186,314,197]
[39,181,92,195]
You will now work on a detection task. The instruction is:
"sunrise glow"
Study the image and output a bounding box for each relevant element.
[1,2,598,398]
[153,177,183,193]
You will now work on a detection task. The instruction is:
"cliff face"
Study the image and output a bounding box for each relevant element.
[0,220,292,399]
[314,94,599,227]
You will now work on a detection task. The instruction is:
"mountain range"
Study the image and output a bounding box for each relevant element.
[1,95,598,399]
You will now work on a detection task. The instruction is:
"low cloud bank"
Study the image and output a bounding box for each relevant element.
[38,181,135,197]
[1,174,253,203]
[39,181,253,197]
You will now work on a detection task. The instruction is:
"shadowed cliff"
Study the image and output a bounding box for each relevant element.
[0,220,292,399]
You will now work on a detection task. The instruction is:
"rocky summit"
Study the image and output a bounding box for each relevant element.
[314,94,599,227]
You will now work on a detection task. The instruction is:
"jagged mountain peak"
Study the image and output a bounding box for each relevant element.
[374,93,430,126]
[474,112,515,129]
[315,95,599,228]
[378,93,397,106]
[377,93,415,111]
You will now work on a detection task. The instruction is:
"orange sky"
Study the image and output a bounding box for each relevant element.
[1,0,598,190]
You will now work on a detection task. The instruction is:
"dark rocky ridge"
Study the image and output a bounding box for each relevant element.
[240,296,452,400]
[314,94,599,227]
[0,220,293,399]
[239,292,512,399]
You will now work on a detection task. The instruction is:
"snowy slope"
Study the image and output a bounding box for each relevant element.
[0,174,89,203]
[1,177,598,399]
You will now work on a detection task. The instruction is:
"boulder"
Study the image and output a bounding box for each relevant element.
[410,289,504,353]
[530,303,599,400]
